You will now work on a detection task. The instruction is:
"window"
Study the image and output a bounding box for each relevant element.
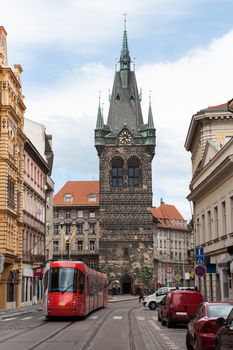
[64,193,73,203]
[65,224,71,234]
[7,178,14,209]
[207,210,211,241]
[77,240,83,251]
[214,206,218,238]
[89,240,95,251]
[89,210,95,218]
[128,157,141,187]
[112,157,123,187]
[88,193,96,202]
[53,225,59,235]
[230,197,233,233]
[89,224,95,234]
[88,258,97,269]
[77,224,83,235]
[54,211,59,218]
[201,214,205,242]
[222,201,226,236]
[65,211,71,219]
[77,210,83,218]
[123,248,129,257]
[53,241,59,252]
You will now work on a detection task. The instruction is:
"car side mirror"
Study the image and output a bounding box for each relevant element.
[216,317,225,326]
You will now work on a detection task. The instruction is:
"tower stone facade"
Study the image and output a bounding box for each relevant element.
[95,25,156,294]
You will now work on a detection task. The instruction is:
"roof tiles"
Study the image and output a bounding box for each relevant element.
[53,181,99,206]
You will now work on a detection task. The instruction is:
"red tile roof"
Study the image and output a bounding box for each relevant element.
[201,103,228,112]
[151,203,189,231]
[54,181,99,206]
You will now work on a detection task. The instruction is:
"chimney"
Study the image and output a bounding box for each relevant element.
[160,198,164,205]
[0,26,8,66]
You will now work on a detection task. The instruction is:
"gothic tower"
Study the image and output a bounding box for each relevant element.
[95,23,156,294]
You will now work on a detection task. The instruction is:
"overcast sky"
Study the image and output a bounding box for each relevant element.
[1,0,233,220]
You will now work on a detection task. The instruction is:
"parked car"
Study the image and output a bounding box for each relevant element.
[143,287,176,310]
[143,286,196,310]
[160,289,203,328]
[186,302,233,350]
[215,306,233,350]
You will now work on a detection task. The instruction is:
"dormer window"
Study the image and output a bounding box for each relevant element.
[64,193,73,203]
[116,93,120,100]
[88,193,96,202]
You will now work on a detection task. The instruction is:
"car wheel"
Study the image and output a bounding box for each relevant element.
[158,313,161,321]
[161,316,166,325]
[186,332,194,350]
[149,301,157,310]
[167,317,173,328]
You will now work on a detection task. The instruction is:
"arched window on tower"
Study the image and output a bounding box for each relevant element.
[112,157,123,187]
[128,157,141,187]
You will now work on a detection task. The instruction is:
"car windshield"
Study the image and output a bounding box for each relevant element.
[207,305,233,318]
[48,267,77,293]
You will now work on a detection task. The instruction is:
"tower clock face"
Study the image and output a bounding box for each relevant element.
[119,130,132,144]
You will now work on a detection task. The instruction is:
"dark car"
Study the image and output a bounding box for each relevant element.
[186,302,233,350]
[215,306,233,350]
[160,289,203,328]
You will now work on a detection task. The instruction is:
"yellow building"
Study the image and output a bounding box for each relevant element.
[0,26,26,309]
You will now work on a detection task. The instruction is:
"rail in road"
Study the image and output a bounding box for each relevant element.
[0,301,187,350]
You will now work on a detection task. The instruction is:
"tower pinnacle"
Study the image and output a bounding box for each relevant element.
[119,14,131,71]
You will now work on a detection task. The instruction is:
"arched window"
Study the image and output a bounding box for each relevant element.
[128,157,141,187]
[112,157,123,187]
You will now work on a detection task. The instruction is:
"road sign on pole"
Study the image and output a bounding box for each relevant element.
[194,264,206,277]
[195,246,204,264]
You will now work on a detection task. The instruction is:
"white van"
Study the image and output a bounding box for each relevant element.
[143,287,176,310]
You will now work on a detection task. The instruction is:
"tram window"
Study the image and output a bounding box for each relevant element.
[78,271,85,294]
[49,268,77,293]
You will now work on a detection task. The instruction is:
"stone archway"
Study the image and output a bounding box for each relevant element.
[120,274,133,294]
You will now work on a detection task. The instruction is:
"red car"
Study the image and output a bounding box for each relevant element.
[215,306,233,350]
[186,302,233,350]
[161,289,203,328]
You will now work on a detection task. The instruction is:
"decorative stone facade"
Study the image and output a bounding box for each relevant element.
[95,26,156,294]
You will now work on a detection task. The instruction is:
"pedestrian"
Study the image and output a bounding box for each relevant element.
[139,291,144,303]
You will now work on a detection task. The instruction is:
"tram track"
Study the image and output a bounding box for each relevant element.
[0,303,141,349]
[78,304,140,350]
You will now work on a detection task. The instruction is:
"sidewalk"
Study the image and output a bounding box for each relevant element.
[0,304,42,319]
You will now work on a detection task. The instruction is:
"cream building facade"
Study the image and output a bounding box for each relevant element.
[152,201,193,288]
[185,103,233,301]
[0,27,26,309]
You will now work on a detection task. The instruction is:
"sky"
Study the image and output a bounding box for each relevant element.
[1,0,233,221]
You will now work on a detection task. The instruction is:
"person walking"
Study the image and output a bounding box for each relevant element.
[139,291,144,303]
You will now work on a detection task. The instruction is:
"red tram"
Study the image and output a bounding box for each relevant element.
[42,260,108,317]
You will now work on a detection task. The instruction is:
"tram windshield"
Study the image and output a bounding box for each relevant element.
[49,267,77,293]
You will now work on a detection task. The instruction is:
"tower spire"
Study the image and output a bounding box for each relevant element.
[147,91,155,129]
[96,92,104,129]
[119,13,131,71]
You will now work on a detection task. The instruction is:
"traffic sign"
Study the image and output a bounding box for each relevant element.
[175,274,182,281]
[165,266,173,275]
[195,246,204,264]
[194,264,206,277]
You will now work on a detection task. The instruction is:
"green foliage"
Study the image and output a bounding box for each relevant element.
[100,266,114,286]
[138,266,154,289]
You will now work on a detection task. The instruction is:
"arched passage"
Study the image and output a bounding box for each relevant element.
[120,274,133,294]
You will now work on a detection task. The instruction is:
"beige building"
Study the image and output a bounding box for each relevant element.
[152,201,193,288]
[0,27,26,309]
[185,103,233,301]
[52,181,100,269]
